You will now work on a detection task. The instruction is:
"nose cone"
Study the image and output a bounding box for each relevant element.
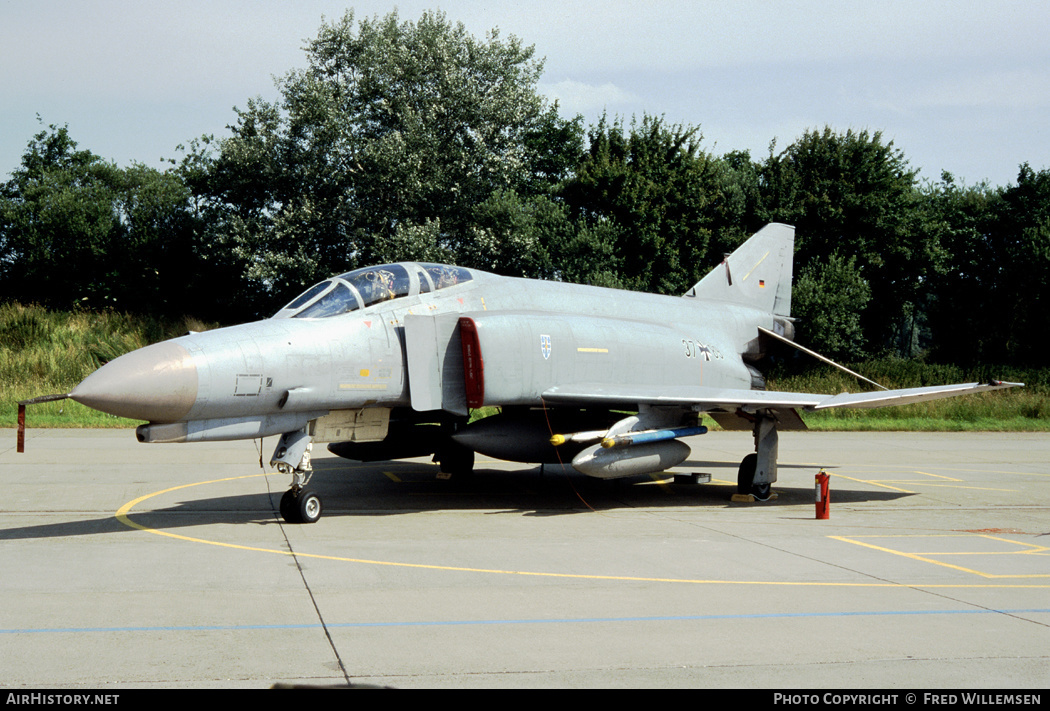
[70,341,198,422]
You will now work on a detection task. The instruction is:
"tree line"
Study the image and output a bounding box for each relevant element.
[1,10,1047,366]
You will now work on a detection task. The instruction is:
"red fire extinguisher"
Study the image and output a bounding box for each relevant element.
[815,470,830,519]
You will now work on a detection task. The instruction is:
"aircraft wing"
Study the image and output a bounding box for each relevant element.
[808,381,1023,410]
[542,381,1022,413]
[542,385,825,410]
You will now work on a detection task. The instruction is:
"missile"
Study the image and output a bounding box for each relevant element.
[549,430,608,446]
[601,425,708,449]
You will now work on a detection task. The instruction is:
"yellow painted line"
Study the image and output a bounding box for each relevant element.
[577,347,609,353]
[976,534,1050,555]
[836,464,1050,478]
[114,476,1050,588]
[827,470,1017,494]
[832,472,915,493]
[831,535,993,577]
[914,470,961,481]
[645,473,674,493]
[832,470,1017,494]
[831,535,1050,579]
[383,471,402,483]
[916,483,1019,492]
[911,470,1018,491]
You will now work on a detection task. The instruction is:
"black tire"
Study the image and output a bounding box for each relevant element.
[279,489,300,523]
[297,489,322,524]
[737,453,772,499]
[439,441,475,478]
[737,453,757,495]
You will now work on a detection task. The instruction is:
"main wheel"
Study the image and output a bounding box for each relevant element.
[737,453,757,495]
[439,441,475,479]
[737,453,772,500]
[297,489,322,524]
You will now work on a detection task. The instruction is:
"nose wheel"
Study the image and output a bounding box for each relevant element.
[279,488,323,524]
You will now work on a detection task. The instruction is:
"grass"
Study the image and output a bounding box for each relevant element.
[767,359,1048,431]
[4,302,1048,431]
[2,302,215,429]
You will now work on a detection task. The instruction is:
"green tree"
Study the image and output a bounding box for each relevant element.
[988,164,1050,364]
[0,123,199,314]
[791,253,872,359]
[559,114,720,294]
[760,128,937,354]
[923,165,1050,366]
[921,172,1000,363]
[465,189,569,277]
[197,9,581,312]
[704,149,769,260]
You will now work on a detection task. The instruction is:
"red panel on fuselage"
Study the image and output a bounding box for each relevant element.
[459,317,484,409]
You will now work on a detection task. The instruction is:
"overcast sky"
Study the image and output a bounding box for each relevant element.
[3,0,1048,188]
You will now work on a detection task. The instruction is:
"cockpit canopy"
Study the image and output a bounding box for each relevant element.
[273,263,474,319]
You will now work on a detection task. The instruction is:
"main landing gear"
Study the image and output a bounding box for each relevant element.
[272,429,322,524]
[436,438,475,480]
[736,413,778,501]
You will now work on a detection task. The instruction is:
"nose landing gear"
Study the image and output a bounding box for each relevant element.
[272,429,322,524]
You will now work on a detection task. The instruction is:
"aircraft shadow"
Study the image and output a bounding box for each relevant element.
[0,457,911,540]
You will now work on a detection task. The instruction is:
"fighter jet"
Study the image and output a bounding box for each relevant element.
[20,223,1021,522]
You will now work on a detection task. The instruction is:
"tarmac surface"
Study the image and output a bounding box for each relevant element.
[1,428,1048,689]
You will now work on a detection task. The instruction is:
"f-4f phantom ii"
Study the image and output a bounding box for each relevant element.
[22,223,1021,522]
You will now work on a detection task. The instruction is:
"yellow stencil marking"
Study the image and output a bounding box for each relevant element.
[740,251,770,281]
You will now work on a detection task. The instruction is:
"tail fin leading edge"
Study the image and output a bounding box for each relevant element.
[685,223,795,317]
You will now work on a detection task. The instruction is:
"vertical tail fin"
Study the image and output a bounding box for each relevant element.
[684,223,795,317]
